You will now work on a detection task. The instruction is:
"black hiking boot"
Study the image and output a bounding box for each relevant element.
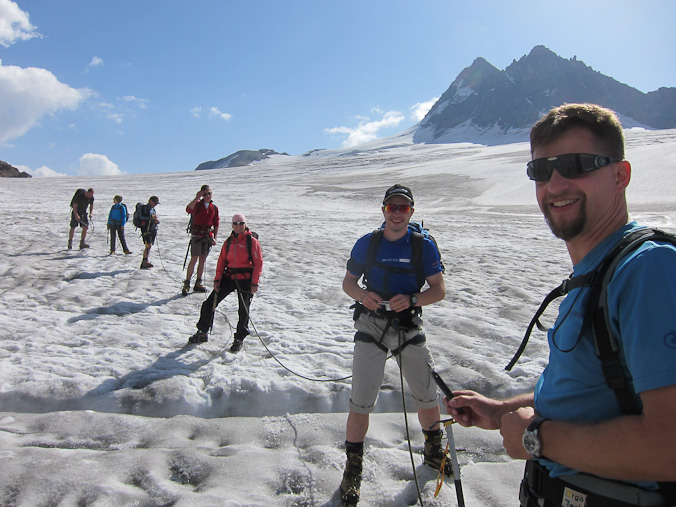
[229,338,244,353]
[67,240,72,250]
[193,279,207,293]
[423,429,453,477]
[123,250,132,255]
[181,280,190,296]
[188,331,208,344]
[340,447,363,506]
[140,259,153,269]
[79,242,90,250]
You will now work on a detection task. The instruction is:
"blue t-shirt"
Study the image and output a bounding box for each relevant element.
[348,229,443,297]
[534,222,676,485]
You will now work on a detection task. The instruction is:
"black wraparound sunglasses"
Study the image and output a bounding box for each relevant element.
[527,153,621,182]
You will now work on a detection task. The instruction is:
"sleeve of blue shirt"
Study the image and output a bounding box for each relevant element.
[609,241,676,395]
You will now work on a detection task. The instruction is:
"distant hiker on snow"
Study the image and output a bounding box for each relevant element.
[182,185,219,295]
[138,196,160,269]
[339,184,449,505]
[444,104,676,507]
[107,195,132,255]
[188,214,262,353]
[68,187,94,250]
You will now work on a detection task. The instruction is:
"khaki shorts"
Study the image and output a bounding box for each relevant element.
[190,236,212,257]
[349,313,439,414]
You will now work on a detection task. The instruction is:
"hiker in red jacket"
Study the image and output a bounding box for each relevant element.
[188,214,263,353]
[183,185,219,295]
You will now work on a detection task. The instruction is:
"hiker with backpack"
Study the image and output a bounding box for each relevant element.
[107,195,132,255]
[138,196,160,269]
[339,184,449,505]
[182,185,219,295]
[68,187,94,250]
[444,104,676,507]
[188,214,262,353]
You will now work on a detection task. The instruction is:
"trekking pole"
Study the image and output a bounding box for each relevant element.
[182,238,191,270]
[446,421,464,507]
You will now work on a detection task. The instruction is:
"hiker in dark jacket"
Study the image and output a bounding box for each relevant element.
[139,196,160,269]
[107,195,132,255]
[68,188,94,250]
[188,214,262,353]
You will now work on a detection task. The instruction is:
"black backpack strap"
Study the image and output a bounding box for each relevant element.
[506,273,595,371]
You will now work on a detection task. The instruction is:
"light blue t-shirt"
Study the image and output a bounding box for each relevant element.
[534,222,676,486]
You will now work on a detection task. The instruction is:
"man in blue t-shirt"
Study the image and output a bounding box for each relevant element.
[444,104,676,506]
[339,184,447,505]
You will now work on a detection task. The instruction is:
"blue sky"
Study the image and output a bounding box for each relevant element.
[1,0,675,177]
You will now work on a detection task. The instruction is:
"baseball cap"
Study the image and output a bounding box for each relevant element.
[150,196,160,204]
[383,184,414,205]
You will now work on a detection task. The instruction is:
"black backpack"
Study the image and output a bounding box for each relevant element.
[507,228,676,414]
[133,203,151,229]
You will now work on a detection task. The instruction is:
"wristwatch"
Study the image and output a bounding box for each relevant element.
[410,295,418,306]
[522,417,549,458]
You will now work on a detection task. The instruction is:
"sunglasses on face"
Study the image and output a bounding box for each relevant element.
[383,204,413,213]
[232,221,246,225]
[527,153,621,182]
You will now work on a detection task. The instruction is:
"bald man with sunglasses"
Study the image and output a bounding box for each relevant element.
[339,184,448,505]
[444,104,676,507]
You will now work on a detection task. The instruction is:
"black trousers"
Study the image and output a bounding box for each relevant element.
[109,225,129,253]
[197,278,253,339]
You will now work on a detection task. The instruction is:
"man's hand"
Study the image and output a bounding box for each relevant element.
[251,283,259,294]
[213,280,220,292]
[444,390,511,430]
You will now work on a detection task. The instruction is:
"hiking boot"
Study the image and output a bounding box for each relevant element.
[79,242,90,250]
[140,259,153,269]
[423,430,453,477]
[188,331,208,344]
[339,448,363,506]
[123,250,132,255]
[181,280,190,296]
[67,240,72,250]
[193,280,207,293]
[109,251,115,255]
[229,339,244,353]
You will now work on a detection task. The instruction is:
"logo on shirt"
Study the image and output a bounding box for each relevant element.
[664,331,676,349]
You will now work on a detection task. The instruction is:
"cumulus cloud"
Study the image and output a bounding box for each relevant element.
[325,109,405,147]
[190,106,202,118]
[209,106,232,121]
[18,164,67,178]
[0,0,40,48]
[0,59,90,143]
[89,56,103,68]
[410,97,438,122]
[78,153,123,176]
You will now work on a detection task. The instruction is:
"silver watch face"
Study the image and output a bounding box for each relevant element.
[411,296,418,305]
[523,431,541,457]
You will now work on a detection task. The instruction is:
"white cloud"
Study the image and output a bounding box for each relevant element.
[18,164,67,178]
[0,0,40,48]
[190,107,202,118]
[78,153,124,176]
[89,56,103,68]
[0,59,90,143]
[410,97,438,122]
[325,109,405,147]
[209,106,232,121]
[120,95,149,109]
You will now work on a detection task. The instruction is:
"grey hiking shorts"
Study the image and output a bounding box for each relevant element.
[349,313,439,414]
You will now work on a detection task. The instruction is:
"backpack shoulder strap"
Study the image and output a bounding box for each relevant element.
[410,231,425,288]
[362,229,384,288]
[246,234,253,264]
[590,228,676,414]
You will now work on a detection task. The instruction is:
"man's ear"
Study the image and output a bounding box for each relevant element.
[616,160,631,190]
